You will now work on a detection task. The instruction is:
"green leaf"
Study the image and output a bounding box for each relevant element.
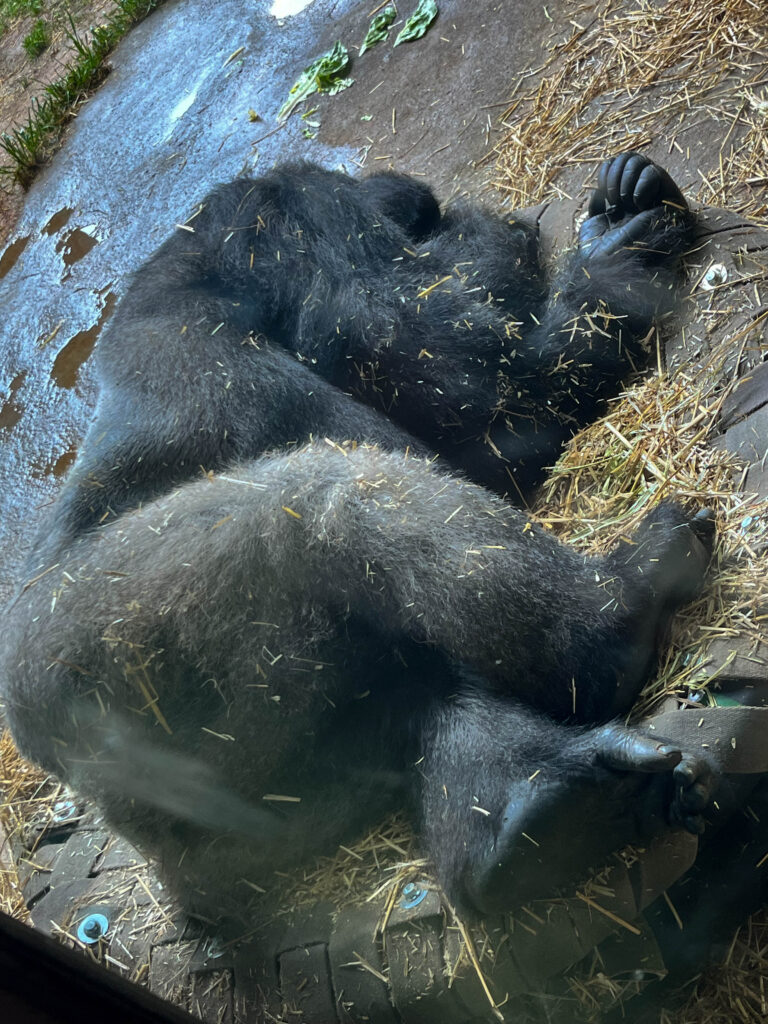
[359,6,396,56]
[394,0,438,46]
[278,41,354,122]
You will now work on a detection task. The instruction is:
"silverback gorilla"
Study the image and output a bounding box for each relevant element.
[1,154,716,923]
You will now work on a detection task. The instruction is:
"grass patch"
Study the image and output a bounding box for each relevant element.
[22,16,48,57]
[0,0,43,22]
[0,0,167,185]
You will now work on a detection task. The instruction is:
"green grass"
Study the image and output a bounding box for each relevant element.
[22,17,48,57]
[0,0,43,20]
[0,0,167,185]
[0,0,42,35]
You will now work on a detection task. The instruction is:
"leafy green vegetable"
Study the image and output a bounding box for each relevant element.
[359,6,396,56]
[278,41,353,122]
[394,0,438,46]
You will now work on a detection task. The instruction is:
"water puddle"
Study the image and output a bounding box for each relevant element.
[42,208,74,236]
[0,371,27,430]
[50,446,78,478]
[50,291,117,389]
[31,445,79,480]
[56,226,100,275]
[0,235,31,279]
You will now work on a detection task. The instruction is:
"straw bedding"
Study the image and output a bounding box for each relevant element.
[1,0,767,1018]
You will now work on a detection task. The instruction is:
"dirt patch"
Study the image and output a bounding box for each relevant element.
[0,0,116,245]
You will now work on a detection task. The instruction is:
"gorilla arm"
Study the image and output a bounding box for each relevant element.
[33,311,426,565]
[482,153,693,496]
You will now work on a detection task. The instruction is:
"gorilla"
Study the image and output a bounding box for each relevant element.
[38,153,691,552]
[1,153,716,924]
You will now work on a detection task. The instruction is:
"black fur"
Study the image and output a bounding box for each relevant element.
[1,155,715,922]
[37,155,690,558]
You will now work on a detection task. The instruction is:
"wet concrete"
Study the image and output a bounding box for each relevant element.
[0,0,565,601]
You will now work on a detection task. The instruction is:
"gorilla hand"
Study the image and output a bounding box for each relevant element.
[579,152,689,260]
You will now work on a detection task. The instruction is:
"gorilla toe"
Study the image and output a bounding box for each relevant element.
[614,501,715,608]
[670,753,717,834]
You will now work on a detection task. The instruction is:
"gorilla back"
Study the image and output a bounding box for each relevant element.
[3,443,714,921]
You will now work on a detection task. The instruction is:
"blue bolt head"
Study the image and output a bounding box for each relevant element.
[52,799,77,823]
[77,911,110,945]
[400,881,428,909]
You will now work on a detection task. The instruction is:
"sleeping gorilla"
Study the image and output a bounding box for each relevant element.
[35,152,692,553]
[1,153,716,923]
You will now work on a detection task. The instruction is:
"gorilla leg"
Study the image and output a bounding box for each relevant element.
[38,315,423,564]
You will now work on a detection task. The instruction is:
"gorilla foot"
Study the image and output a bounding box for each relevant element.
[592,723,716,835]
[591,152,688,217]
[464,722,716,916]
[596,502,714,717]
[613,501,715,610]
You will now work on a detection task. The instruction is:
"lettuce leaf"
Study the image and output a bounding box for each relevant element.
[278,41,353,122]
[394,0,438,46]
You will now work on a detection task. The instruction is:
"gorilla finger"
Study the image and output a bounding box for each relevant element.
[587,191,606,218]
[681,813,706,836]
[597,157,611,195]
[579,213,610,249]
[673,759,697,786]
[614,207,665,244]
[672,754,713,789]
[620,154,651,211]
[588,160,612,216]
[597,728,682,773]
[653,164,688,212]
[584,208,660,258]
[668,793,706,834]
[633,164,668,211]
[679,780,712,814]
[689,507,716,556]
[605,153,637,212]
